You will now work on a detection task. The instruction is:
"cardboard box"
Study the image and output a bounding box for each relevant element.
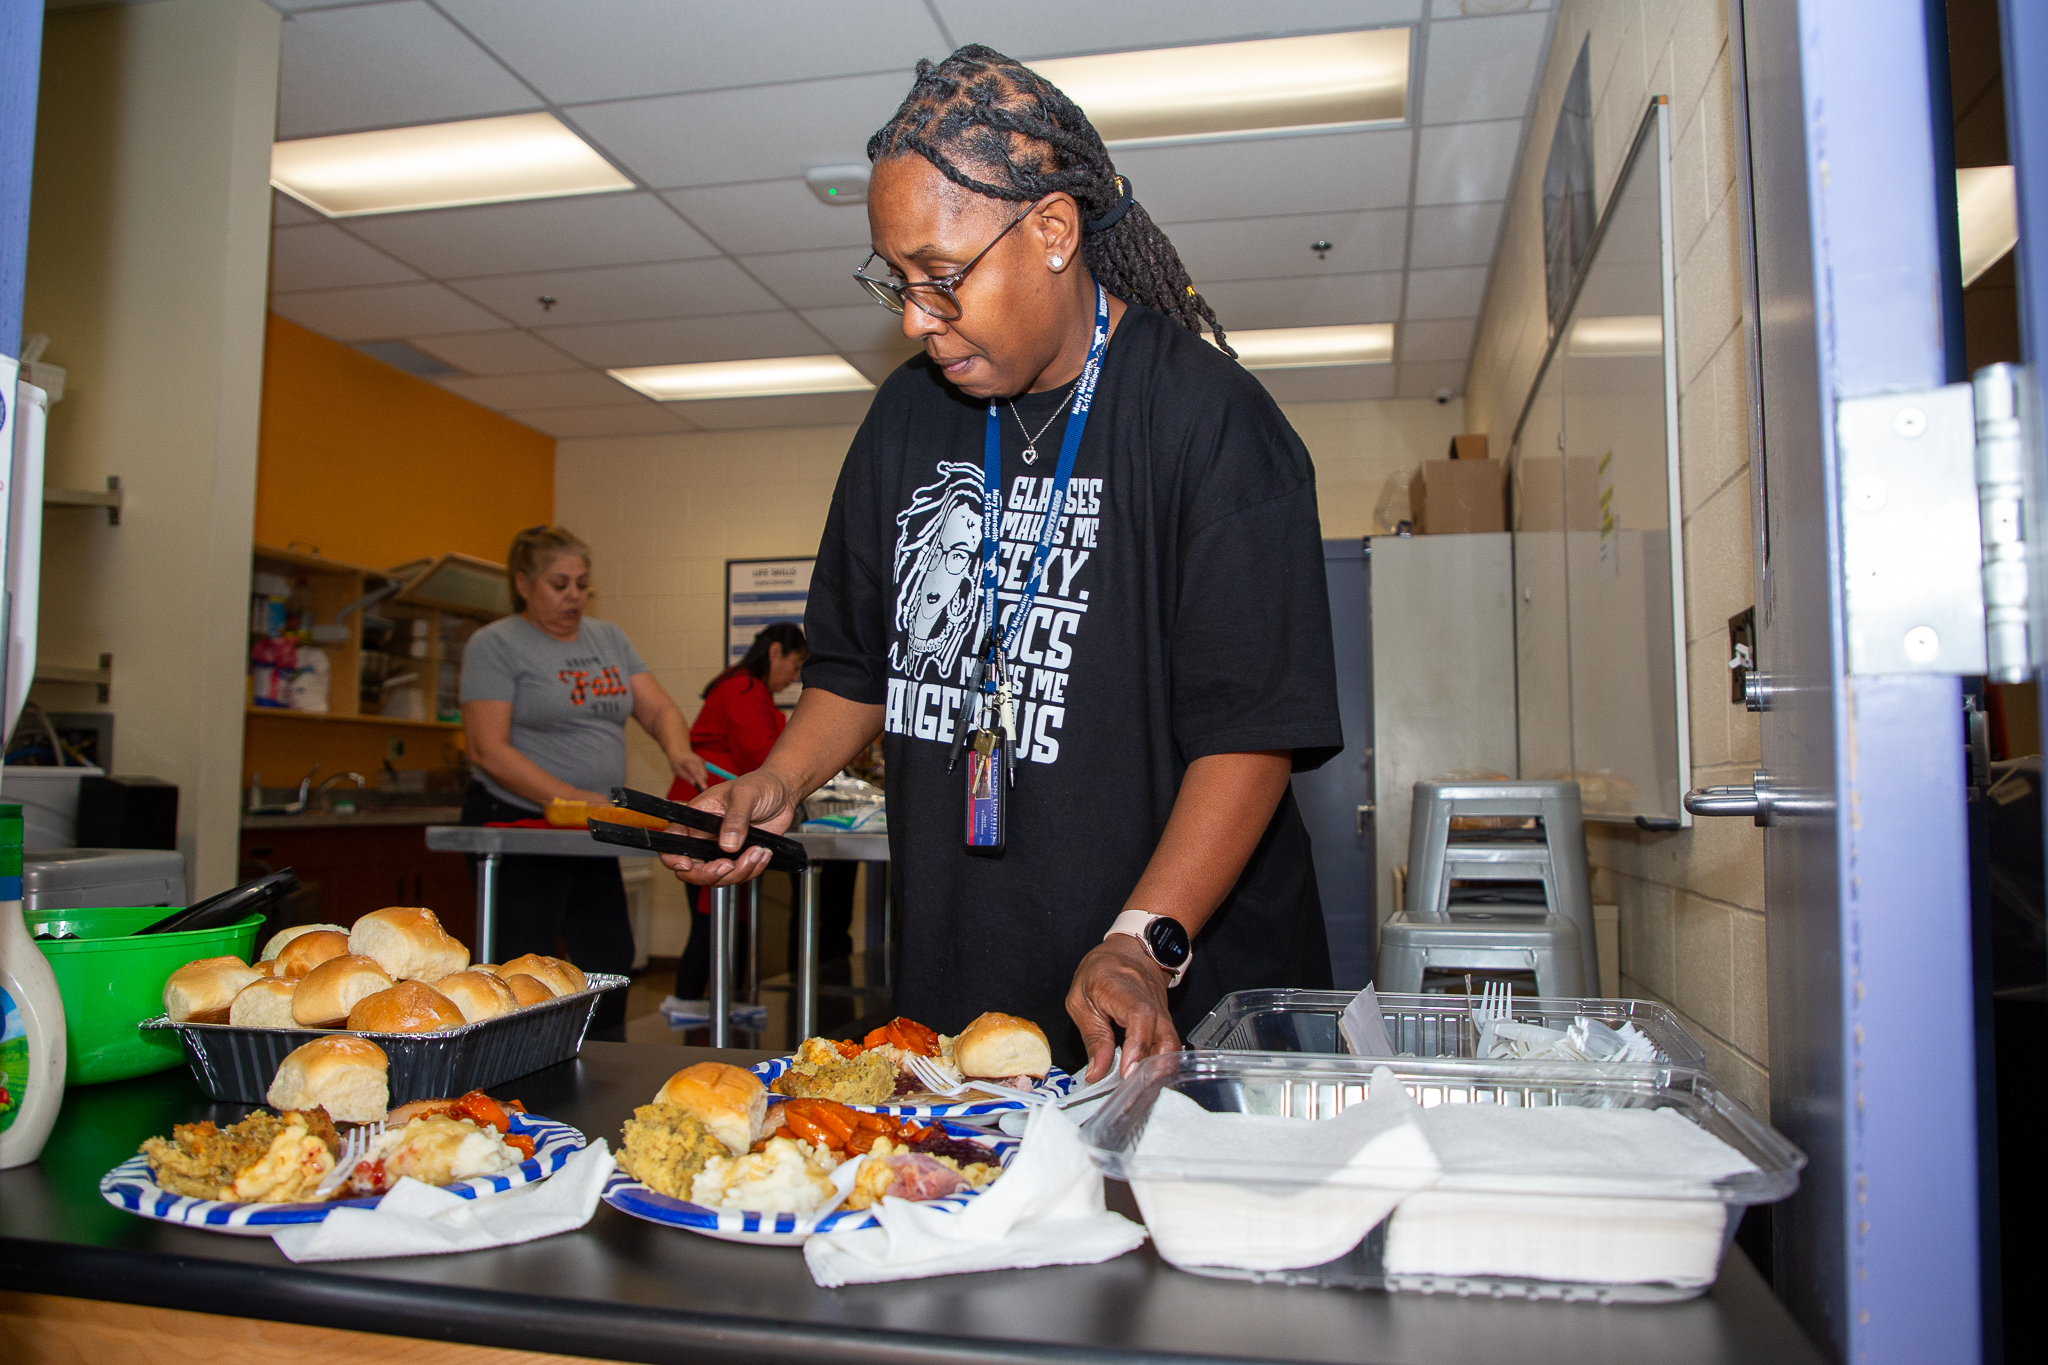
[1448,433,1489,462]
[1514,455,1602,531]
[1410,458,1507,534]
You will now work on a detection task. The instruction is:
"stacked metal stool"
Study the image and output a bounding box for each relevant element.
[1376,778,1599,997]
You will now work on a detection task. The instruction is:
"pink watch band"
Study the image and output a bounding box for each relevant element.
[1105,910,1191,987]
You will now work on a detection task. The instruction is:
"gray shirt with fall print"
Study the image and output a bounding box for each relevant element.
[460,615,647,811]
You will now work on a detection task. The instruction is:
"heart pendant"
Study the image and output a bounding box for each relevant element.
[1021,445,1038,465]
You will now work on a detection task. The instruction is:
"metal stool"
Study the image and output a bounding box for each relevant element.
[1376,779,1598,996]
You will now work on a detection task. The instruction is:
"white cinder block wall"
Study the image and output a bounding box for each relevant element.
[554,395,1467,954]
[1465,0,1769,1118]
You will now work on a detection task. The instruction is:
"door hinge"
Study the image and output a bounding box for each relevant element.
[1836,364,2043,679]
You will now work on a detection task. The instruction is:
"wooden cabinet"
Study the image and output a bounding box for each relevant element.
[238,823,476,946]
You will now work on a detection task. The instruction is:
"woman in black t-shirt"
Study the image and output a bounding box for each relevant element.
[662,46,1343,1080]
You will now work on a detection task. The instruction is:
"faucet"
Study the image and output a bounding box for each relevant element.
[293,764,321,812]
[312,770,367,811]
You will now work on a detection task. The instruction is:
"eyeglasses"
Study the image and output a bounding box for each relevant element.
[853,198,1042,320]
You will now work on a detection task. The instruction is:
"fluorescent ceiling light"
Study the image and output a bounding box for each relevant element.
[271,112,633,218]
[609,356,875,402]
[1217,324,1394,370]
[1029,30,1409,146]
[1568,315,1664,358]
[1957,165,2018,287]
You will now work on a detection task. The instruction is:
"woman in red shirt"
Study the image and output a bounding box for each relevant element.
[671,624,808,1003]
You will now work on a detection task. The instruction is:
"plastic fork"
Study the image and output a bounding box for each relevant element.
[312,1120,383,1201]
[905,1052,1046,1105]
[1469,980,1513,1057]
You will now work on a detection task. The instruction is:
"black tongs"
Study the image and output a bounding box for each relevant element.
[586,786,810,873]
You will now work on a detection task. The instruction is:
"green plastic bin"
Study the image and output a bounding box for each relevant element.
[27,905,264,1085]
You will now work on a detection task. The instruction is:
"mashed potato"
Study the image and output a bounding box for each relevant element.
[366,1115,521,1187]
[690,1136,838,1214]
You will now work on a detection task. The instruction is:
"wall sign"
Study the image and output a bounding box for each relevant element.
[726,557,813,707]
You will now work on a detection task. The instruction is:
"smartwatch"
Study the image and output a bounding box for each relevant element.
[1106,910,1192,988]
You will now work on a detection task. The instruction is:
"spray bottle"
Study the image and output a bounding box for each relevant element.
[0,801,65,1167]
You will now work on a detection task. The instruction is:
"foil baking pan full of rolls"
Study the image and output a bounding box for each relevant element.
[139,974,628,1105]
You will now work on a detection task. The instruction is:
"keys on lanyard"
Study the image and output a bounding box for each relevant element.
[951,283,1109,856]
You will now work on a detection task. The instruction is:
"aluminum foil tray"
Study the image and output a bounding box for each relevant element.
[139,973,628,1105]
[1187,989,1708,1070]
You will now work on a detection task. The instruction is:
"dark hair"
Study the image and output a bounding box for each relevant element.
[507,525,590,614]
[867,44,1233,357]
[704,622,808,698]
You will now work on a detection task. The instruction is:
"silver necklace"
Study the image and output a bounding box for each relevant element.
[1009,378,1078,464]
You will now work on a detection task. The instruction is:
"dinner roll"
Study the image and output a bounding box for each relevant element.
[954,1012,1052,1080]
[260,922,347,962]
[498,953,576,996]
[548,956,588,993]
[268,929,349,981]
[654,1062,767,1156]
[267,1035,389,1123]
[503,973,555,1008]
[292,954,393,1028]
[164,956,267,1025]
[348,907,469,983]
[228,977,298,1028]
[434,969,518,1024]
[346,980,465,1033]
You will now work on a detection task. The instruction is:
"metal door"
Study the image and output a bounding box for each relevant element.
[1717,1,1985,1360]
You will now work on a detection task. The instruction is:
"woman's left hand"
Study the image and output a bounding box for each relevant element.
[668,747,709,791]
[1066,937,1180,1084]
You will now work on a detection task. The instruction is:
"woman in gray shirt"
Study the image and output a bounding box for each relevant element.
[459,526,705,1031]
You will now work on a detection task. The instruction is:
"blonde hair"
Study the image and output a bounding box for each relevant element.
[507,525,590,613]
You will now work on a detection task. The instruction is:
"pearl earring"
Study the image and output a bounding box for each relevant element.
[1049,255,1064,269]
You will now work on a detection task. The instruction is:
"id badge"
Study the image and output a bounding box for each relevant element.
[964,728,1008,855]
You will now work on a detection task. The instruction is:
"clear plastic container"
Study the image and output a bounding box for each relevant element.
[1187,988,1708,1071]
[1080,1051,1803,1303]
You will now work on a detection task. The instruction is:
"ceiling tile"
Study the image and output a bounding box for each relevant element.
[270,225,421,292]
[1413,119,1524,204]
[1399,317,1477,363]
[270,282,510,340]
[799,304,924,355]
[1172,209,1409,283]
[276,1,541,139]
[1430,0,1551,16]
[1252,365,1398,404]
[1396,359,1469,397]
[1420,13,1550,125]
[438,0,946,103]
[436,370,645,409]
[347,194,717,278]
[572,72,910,191]
[503,404,696,438]
[663,181,876,255]
[1117,128,1414,224]
[929,2,1424,61]
[1404,266,1490,318]
[741,246,879,311]
[1201,271,1404,330]
[273,192,324,227]
[535,310,831,368]
[450,258,782,328]
[1407,201,1504,268]
[674,391,878,432]
[406,329,582,375]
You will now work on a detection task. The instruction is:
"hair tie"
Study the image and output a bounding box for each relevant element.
[1085,175,1135,234]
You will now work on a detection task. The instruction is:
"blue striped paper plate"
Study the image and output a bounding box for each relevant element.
[602,1120,1018,1247]
[749,1054,1074,1118]
[100,1112,586,1237]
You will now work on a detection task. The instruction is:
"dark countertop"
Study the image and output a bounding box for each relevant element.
[0,1043,1825,1365]
[241,806,463,831]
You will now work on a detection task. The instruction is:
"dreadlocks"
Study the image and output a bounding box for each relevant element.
[867,44,1234,358]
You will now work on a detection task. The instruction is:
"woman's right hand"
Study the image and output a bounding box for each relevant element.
[659,769,798,887]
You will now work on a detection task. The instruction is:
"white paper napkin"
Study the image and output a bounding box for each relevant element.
[271,1140,615,1263]
[803,1103,1146,1286]
[1128,1064,1440,1272]
[1338,984,1399,1057]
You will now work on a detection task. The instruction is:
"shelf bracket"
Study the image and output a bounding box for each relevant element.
[43,476,121,526]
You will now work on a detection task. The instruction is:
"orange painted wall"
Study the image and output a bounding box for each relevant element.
[254,315,553,568]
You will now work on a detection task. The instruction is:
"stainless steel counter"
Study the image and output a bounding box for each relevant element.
[241,806,463,831]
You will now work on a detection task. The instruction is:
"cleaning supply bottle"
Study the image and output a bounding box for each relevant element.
[0,801,65,1168]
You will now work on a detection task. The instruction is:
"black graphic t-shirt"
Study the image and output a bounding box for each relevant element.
[804,304,1343,1065]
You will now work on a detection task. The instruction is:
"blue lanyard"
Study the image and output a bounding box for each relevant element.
[979,283,1109,670]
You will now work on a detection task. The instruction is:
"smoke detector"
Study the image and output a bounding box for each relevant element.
[806,164,870,205]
